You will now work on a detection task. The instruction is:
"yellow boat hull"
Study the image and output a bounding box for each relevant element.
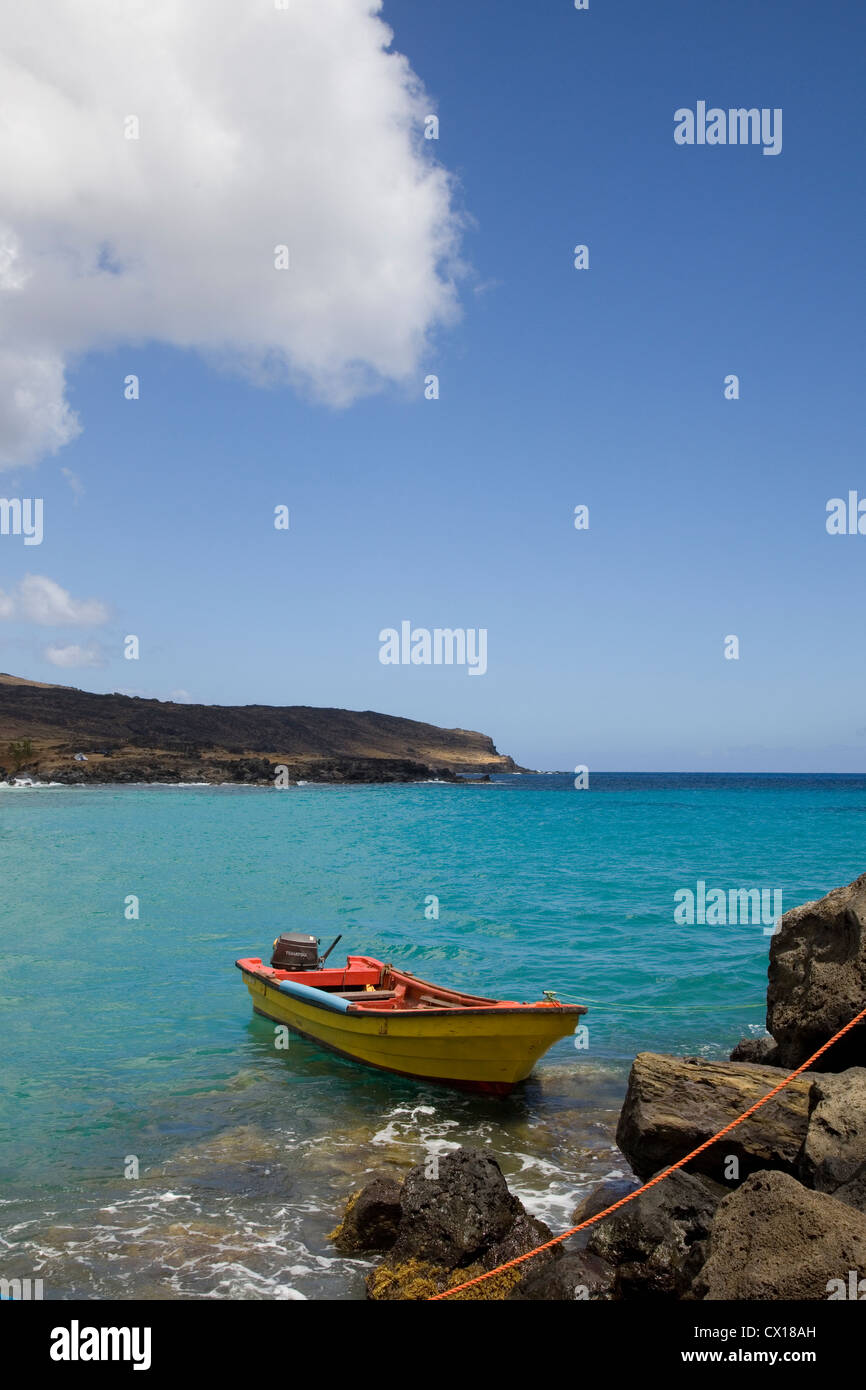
[241,969,580,1094]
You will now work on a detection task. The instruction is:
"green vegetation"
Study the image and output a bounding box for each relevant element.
[7,738,33,772]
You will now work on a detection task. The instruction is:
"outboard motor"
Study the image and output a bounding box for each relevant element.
[270,932,320,971]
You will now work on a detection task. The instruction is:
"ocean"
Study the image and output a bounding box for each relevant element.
[1,773,864,1299]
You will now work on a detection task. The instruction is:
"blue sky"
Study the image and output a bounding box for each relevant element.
[2,0,865,770]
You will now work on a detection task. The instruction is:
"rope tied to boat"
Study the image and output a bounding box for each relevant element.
[557,995,766,1012]
[429,1001,866,1300]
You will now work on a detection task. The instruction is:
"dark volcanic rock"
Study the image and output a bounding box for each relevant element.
[729,1036,781,1066]
[299,757,461,785]
[481,1212,561,1286]
[391,1149,521,1267]
[617,1053,811,1183]
[768,872,866,1070]
[330,1178,402,1253]
[693,1170,866,1300]
[586,1170,722,1299]
[37,754,463,787]
[798,1069,866,1206]
[570,1176,642,1236]
[509,1251,614,1301]
[359,1148,561,1300]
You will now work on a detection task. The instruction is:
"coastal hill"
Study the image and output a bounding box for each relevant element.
[0,674,522,784]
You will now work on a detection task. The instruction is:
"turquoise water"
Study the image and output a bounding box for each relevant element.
[1,773,864,1299]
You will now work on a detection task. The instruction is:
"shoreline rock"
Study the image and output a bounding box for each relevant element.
[25,755,468,787]
[332,1149,562,1301]
[328,1178,402,1254]
[693,1171,866,1301]
[585,1169,723,1299]
[729,1036,781,1065]
[616,1053,812,1183]
[798,1069,866,1209]
[767,872,866,1071]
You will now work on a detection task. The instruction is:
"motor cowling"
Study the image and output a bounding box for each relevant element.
[270,932,319,970]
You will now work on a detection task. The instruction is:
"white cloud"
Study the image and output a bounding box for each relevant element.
[0,350,81,467]
[44,642,104,668]
[0,0,463,468]
[0,575,109,625]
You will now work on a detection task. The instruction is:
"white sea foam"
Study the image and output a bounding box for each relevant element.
[0,778,65,788]
[369,1103,455,1151]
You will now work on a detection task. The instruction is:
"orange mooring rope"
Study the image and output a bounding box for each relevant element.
[429,1002,866,1299]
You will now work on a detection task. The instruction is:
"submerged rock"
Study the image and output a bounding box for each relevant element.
[693,1170,866,1300]
[616,1053,811,1183]
[768,872,866,1070]
[586,1169,722,1299]
[797,1069,866,1209]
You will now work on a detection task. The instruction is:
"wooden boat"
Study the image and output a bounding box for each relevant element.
[235,944,587,1095]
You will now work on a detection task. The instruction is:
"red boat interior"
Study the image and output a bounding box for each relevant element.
[237,953,534,1012]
